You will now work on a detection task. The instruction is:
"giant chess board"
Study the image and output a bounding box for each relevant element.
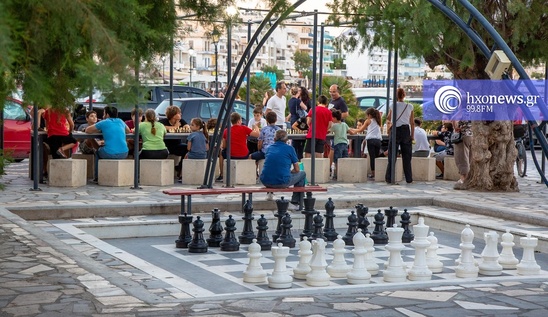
[105,229,548,299]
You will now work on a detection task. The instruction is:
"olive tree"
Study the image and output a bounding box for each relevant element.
[329,0,548,191]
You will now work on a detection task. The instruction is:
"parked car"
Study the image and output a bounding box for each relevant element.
[155,98,254,126]
[1,97,31,161]
[82,85,213,122]
[356,96,387,111]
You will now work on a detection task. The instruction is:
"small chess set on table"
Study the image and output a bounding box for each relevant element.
[168,127,191,133]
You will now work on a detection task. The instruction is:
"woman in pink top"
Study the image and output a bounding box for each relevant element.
[304,95,333,158]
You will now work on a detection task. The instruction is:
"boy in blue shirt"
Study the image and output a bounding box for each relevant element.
[329,109,350,180]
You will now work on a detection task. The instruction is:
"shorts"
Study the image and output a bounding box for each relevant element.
[304,138,326,154]
[250,151,266,161]
[435,150,452,162]
[333,143,348,163]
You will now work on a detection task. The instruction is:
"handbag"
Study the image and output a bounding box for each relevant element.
[450,132,463,144]
[297,108,307,118]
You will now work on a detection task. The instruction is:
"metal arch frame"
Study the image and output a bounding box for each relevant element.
[202,0,308,188]
[427,0,548,186]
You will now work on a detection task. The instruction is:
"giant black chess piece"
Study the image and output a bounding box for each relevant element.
[239,200,256,244]
[384,206,398,229]
[400,209,415,243]
[300,192,316,241]
[356,204,370,235]
[256,214,272,251]
[370,209,388,245]
[220,215,240,251]
[342,210,358,246]
[188,216,208,253]
[276,213,296,248]
[272,196,289,241]
[323,197,338,241]
[175,213,192,248]
[207,208,223,247]
[311,212,326,241]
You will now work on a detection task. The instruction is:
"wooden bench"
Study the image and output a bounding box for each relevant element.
[163,185,328,215]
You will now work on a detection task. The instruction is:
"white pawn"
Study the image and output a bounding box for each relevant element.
[498,229,519,269]
[426,232,444,273]
[243,239,267,283]
[306,238,331,286]
[383,225,407,282]
[293,237,312,280]
[408,217,432,281]
[516,233,541,275]
[455,224,479,278]
[364,233,380,275]
[478,231,502,276]
[268,243,293,288]
[327,235,351,278]
[346,229,371,284]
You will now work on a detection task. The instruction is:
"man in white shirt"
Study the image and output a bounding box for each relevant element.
[413,118,430,157]
[265,81,287,127]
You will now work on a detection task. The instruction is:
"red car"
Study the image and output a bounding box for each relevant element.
[2,97,31,161]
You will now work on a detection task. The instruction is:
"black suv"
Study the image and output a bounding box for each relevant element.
[81,85,213,122]
[155,98,254,125]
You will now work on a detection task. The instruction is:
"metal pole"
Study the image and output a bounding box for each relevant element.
[318,23,325,95]
[389,28,399,184]
[227,24,232,93]
[225,25,233,187]
[310,10,318,186]
[215,43,219,97]
[246,20,251,122]
[189,55,193,87]
[169,38,174,105]
[30,102,40,191]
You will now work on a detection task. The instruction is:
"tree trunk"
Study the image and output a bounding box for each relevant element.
[463,121,518,191]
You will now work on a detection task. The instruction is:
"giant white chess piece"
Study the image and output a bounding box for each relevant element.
[383,225,407,282]
[327,235,351,278]
[268,243,293,288]
[426,232,444,273]
[347,229,371,284]
[479,231,502,276]
[408,217,432,281]
[455,224,479,278]
[306,238,330,286]
[293,236,312,280]
[516,233,541,275]
[364,233,380,275]
[498,229,519,269]
[243,239,267,283]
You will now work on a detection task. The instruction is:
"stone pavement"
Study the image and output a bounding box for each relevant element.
[1,160,548,316]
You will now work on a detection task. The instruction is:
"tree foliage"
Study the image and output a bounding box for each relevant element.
[238,75,273,107]
[292,50,312,75]
[328,0,548,191]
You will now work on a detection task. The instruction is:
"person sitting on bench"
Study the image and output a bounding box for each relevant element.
[259,129,306,211]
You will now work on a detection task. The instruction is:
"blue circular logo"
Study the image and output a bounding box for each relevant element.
[434,86,461,114]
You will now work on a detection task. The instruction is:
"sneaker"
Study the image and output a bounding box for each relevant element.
[215,175,223,182]
[436,173,444,179]
[266,192,274,201]
[56,149,67,159]
[288,203,300,211]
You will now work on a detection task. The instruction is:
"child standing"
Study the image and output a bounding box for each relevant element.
[329,109,350,179]
[350,107,382,179]
[186,118,209,159]
[304,95,333,158]
[247,106,267,154]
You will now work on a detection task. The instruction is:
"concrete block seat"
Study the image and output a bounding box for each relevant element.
[411,157,436,181]
[223,159,257,185]
[375,157,403,182]
[72,153,94,179]
[337,158,370,182]
[443,156,460,181]
[48,159,87,187]
[98,159,134,187]
[301,158,330,184]
[181,159,208,185]
[140,159,174,186]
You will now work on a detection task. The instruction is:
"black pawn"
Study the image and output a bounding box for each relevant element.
[276,213,296,248]
[256,214,272,251]
[371,209,388,245]
[239,200,256,244]
[272,196,289,241]
[323,197,338,242]
[188,216,208,253]
[342,210,358,246]
[356,204,370,235]
[175,213,192,248]
[400,209,414,243]
[384,206,399,229]
[311,212,326,241]
[207,208,223,247]
[220,215,240,251]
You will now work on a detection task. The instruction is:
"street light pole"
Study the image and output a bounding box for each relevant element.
[211,28,220,97]
[161,56,166,83]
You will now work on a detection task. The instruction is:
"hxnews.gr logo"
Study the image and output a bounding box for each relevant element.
[424,80,546,121]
